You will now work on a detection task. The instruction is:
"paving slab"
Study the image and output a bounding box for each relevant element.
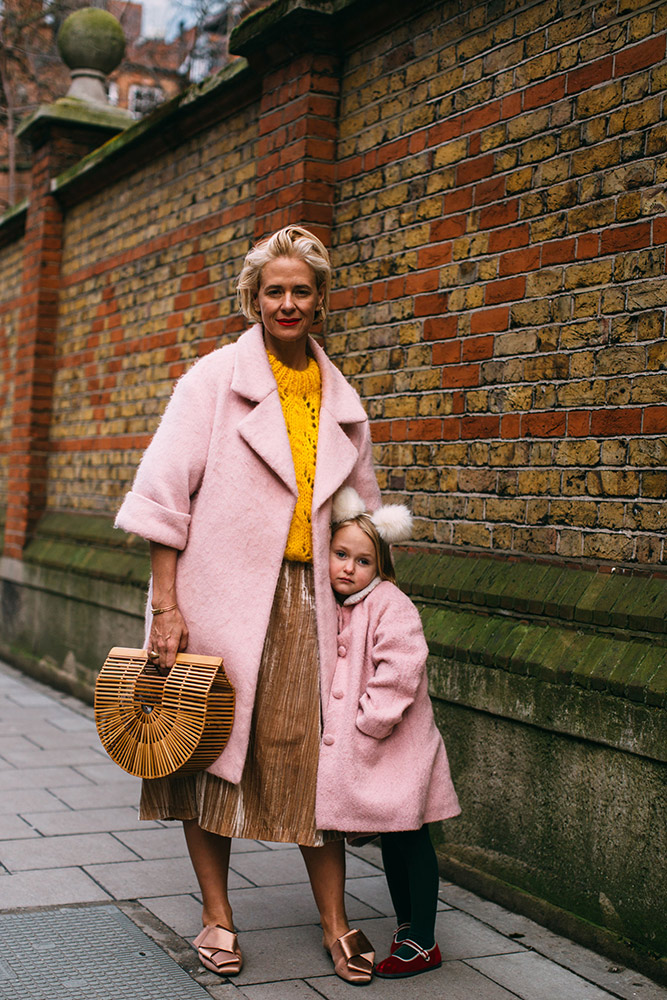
[85,857,252,899]
[436,909,528,961]
[304,960,522,999]
[231,923,335,985]
[0,832,138,871]
[69,762,140,784]
[229,846,379,888]
[5,690,56,707]
[0,735,37,756]
[0,787,69,814]
[51,782,141,809]
[440,883,666,1000]
[0,815,40,840]
[22,806,159,837]
[45,710,96,731]
[468,951,619,1000]
[19,727,101,749]
[342,873,397,915]
[0,746,107,768]
[231,838,273,854]
[0,866,111,908]
[139,893,204,937]
[225,881,379,933]
[114,826,190,859]
[242,981,330,1000]
[0,766,94,790]
[207,987,253,1000]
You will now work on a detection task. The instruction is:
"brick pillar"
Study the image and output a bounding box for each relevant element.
[230,4,340,245]
[4,141,63,558]
[3,118,128,559]
[254,51,340,244]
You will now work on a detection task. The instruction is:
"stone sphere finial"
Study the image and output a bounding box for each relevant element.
[57,8,126,104]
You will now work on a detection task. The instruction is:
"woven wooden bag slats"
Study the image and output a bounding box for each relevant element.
[94,647,235,778]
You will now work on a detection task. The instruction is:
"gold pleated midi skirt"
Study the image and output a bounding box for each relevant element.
[139,561,340,847]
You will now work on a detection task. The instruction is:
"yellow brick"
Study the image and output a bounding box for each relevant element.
[517,469,561,494]
[555,440,600,466]
[507,108,550,141]
[520,192,547,220]
[556,378,606,406]
[480,124,508,153]
[563,260,614,290]
[514,49,558,85]
[576,81,623,118]
[571,140,622,176]
[600,440,628,465]
[525,269,562,297]
[433,138,469,167]
[550,500,598,527]
[426,168,456,194]
[453,522,492,548]
[529,212,567,240]
[506,167,534,193]
[569,351,595,377]
[571,292,601,319]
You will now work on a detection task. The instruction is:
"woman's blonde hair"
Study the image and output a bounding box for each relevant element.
[331,514,397,585]
[237,225,332,324]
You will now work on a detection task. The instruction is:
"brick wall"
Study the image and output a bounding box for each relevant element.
[327,0,667,566]
[1,0,666,566]
[49,105,259,513]
[0,237,23,506]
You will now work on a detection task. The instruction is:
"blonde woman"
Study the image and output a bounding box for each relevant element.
[116,226,380,984]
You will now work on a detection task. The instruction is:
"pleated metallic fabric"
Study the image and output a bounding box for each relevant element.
[139,561,341,847]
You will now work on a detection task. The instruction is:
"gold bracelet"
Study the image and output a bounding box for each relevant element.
[151,603,177,615]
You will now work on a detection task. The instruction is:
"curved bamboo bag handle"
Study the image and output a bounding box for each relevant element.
[95,647,235,778]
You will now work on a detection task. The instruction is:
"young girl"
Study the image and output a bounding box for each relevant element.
[316,486,461,980]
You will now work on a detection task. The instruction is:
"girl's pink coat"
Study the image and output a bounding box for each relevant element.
[115,324,380,785]
[316,581,461,832]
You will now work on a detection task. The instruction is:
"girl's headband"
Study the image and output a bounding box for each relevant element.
[331,487,413,544]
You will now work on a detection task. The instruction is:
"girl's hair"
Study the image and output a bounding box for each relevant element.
[332,514,397,584]
[237,225,331,324]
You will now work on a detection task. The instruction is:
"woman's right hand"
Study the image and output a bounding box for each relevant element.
[148,606,189,673]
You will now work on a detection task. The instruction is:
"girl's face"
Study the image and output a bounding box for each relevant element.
[329,522,378,597]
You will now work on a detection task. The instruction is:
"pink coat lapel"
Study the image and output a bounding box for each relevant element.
[231,325,368,509]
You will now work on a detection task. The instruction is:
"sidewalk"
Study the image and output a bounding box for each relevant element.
[0,659,664,1000]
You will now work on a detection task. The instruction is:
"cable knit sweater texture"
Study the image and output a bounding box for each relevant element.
[268,352,321,562]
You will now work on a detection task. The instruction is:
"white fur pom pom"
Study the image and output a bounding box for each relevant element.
[331,486,366,524]
[371,504,413,544]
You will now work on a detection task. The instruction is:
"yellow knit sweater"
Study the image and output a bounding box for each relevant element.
[268,352,321,562]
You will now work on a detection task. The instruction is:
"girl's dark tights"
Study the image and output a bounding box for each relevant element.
[380,825,439,949]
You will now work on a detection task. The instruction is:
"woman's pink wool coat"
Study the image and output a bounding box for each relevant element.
[115,324,381,785]
[316,581,461,833]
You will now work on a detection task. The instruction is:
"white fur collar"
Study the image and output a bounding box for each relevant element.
[342,576,382,606]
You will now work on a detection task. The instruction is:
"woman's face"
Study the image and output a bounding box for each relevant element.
[329,522,378,597]
[255,256,323,351]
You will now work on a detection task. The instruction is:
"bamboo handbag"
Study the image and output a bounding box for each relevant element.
[95,647,235,778]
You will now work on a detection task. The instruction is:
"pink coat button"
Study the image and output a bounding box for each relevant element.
[337,645,346,656]
[323,734,335,745]
[333,689,344,699]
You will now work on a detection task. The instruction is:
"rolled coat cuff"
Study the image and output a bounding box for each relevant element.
[114,491,191,550]
[355,703,395,741]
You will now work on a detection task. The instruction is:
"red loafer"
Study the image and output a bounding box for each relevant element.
[390,922,411,954]
[375,940,442,979]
